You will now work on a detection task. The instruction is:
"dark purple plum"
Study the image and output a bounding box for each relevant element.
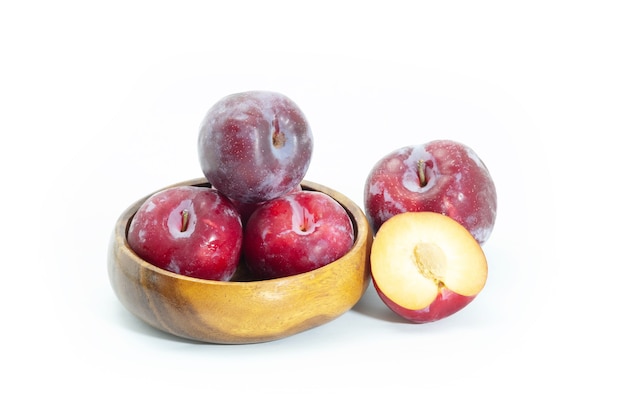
[198,91,313,204]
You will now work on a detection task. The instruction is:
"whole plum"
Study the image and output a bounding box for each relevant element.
[198,91,313,204]
[127,185,243,281]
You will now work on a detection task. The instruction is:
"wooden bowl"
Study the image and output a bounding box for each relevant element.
[108,178,372,344]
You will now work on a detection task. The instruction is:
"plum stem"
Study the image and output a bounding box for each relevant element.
[181,209,189,232]
[418,159,428,187]
[272,117,286,148]
[300,207,309,232]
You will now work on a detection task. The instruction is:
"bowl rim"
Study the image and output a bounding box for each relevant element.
[114,177,371,286]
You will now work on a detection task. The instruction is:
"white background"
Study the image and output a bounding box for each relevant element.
[2,1,624,415]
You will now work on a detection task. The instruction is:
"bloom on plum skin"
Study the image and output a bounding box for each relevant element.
[198,91,313,204]
[243,191,355,280]
[364,140,497,244]
[127,186,243,281]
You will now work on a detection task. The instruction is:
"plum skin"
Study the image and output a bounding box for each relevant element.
[243,191,355,280]
[373,280,477,323]
[198,91,313,204]
[364,140,497,244]
[127,185,243,281]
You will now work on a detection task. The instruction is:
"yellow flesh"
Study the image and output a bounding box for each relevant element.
[371,212,488,310]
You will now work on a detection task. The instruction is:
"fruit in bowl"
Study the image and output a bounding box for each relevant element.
[126,185,243,281]
[243,190,355,280]
[109,91,374,343]
[107,178,372,344]
[364,139,497,244]
[370,211,488,323]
